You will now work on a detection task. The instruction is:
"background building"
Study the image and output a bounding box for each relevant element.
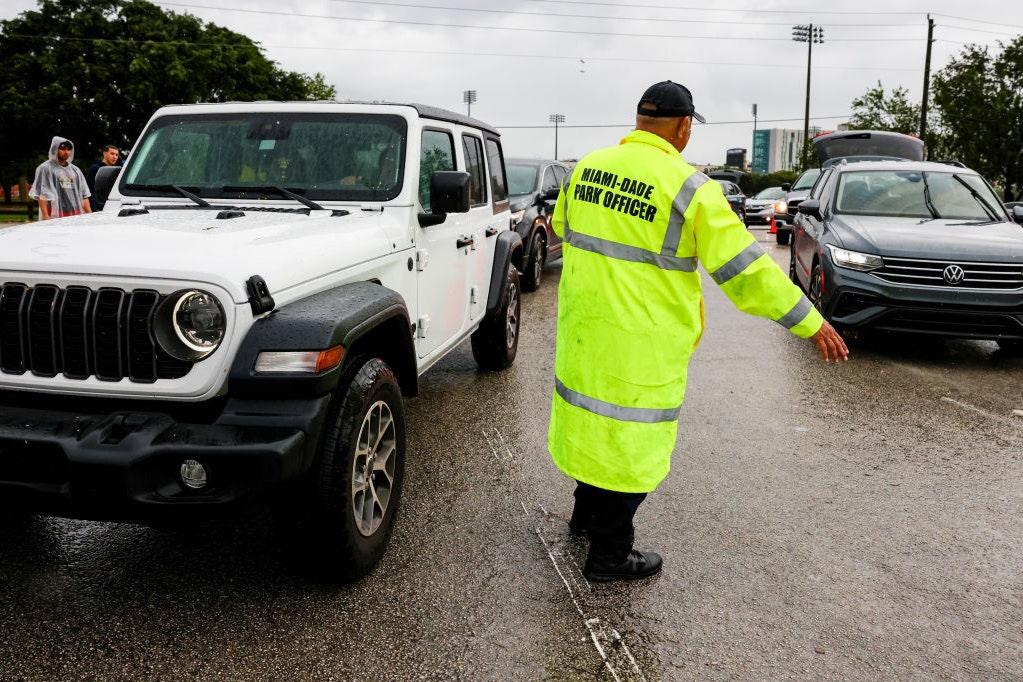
[751,127,823,174]
[725,148,747,169]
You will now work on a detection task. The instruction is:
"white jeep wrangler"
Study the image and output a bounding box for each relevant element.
[0,101,523,580]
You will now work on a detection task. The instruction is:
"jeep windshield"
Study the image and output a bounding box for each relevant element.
[121,113,407,203]
[835,169,1005,221]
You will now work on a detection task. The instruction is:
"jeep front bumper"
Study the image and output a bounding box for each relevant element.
[0,396,330,520]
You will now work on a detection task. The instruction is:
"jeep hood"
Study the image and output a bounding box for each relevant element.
[0,208,403,303]
[831,214,1023,262]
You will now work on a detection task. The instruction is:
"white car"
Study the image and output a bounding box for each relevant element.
[743,186,786,226]
[0,101,523,581]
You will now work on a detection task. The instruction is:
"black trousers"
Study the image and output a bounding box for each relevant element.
[572,480,647,560]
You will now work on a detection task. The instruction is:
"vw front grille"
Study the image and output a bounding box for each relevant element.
[875,257,1023,290]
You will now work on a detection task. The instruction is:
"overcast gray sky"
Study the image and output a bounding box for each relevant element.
[4,0,1022,165]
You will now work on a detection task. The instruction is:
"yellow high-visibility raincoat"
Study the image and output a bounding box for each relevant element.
[548,129,823,493]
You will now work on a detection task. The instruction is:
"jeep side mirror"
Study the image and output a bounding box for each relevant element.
[429,171,471,214]
[797,199,822,220]
[94,165,121,208]
[781,183,791,191]
[418,171,471,228]
[1013,205,1023,225]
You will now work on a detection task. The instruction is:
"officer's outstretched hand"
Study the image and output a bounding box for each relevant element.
[810,321,849,363]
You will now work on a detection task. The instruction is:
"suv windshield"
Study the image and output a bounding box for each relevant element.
[506,164,539,196]
[835,170,1004,220]
[122,113,408,202]
[791,169,821,192]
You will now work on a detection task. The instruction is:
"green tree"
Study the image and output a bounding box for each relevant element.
[0,0,336,203]
[932,37,1023,201]
[845,81,950,164]
[847,81,922,134]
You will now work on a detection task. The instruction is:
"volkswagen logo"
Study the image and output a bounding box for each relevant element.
[943,264,965,285]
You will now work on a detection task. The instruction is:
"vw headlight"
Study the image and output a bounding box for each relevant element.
[827,245,883,272]
[154,289,226,361]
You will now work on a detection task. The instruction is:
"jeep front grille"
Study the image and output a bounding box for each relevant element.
[874,257,1023,290]
[0,283,193,382]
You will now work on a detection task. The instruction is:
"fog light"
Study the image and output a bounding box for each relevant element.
[180,459,208,489]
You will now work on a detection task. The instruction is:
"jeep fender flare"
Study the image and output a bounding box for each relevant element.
[485,230,523,316]
[228,281,418,400]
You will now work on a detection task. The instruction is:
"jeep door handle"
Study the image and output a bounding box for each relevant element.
[457,235,475,248]
[485,227,498,237]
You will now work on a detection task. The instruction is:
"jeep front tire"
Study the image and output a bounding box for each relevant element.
[307,356,406,582]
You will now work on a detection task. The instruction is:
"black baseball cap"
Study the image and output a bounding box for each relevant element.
[637,81,706,123]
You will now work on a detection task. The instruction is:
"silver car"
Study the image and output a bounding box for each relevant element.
[744,186,785,226]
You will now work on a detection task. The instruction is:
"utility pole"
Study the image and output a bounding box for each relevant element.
[549,113,565,159]
[920,15,935,144]
[792,24,824,165]
[463,90,477,117]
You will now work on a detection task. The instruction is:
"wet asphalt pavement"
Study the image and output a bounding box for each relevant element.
[2,227,1023,681]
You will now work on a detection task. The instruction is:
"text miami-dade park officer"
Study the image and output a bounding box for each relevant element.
[549,80,849,582]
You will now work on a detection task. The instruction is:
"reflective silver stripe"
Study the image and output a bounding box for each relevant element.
[555,378,682,424]
[561,178,570,232]
[564,228,698,271]
[777,296,814,330]
[662,172,709,256]
[710,241,767,285]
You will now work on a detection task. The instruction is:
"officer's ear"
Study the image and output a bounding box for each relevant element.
[675,117,693,151]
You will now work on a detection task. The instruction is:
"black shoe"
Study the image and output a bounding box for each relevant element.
[583,550,663,582]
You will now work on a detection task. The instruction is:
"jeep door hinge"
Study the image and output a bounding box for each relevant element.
[415,249,429,271]
[416,315,430,338]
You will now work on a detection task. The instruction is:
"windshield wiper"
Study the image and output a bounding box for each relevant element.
[123,183,211,208]
[222,185,323,211]
[951,174,1000,221]
[921,174,940,219]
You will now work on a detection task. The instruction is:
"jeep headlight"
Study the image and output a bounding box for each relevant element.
[827,244,884,272]
[154,290,226,361]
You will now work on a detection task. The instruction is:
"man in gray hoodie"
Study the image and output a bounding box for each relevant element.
[29,136,92,220]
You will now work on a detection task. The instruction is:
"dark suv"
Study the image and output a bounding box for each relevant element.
[772,168,821,246]
[506,157,570,291]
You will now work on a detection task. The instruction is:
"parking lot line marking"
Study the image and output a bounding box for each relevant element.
[489,429,647,681]
[941,396,1023,429]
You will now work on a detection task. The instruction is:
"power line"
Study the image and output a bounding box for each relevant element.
[301,0,923,29]
[498,114,854,129]
[153,2,934,43]
[522,0,926,16]
[0,31,925,72]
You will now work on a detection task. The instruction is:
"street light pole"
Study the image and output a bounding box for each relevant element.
[549,113,565,159]
[792,24,824,163]
[463,90,477,117]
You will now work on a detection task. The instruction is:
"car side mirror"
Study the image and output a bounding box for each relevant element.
[94,165,121,208]
[1013,205,1023,225]
[798,199,822,220]
[541,187,560,202]
[781,183,791,191]
[418,171,471,227]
